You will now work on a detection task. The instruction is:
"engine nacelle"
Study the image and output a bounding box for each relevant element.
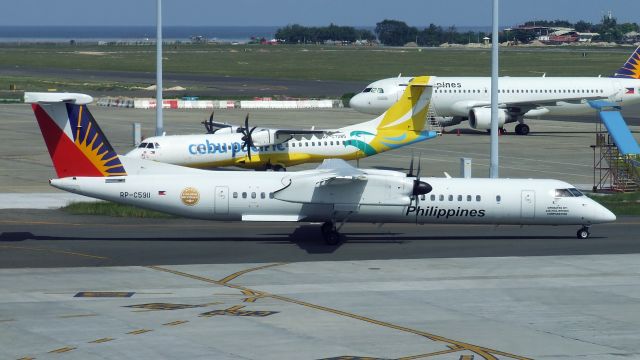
[212,126,241,134]
[468,108,507,130]
[251,129,292,147]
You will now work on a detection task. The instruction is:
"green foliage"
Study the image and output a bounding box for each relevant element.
[275,24,374,44]
[63,201,175,218]
[375,19,418,46]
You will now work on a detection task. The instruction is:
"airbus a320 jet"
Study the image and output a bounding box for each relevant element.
[25,90,615,245]
[349,45,640,135]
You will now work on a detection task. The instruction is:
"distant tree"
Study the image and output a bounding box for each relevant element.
[417,23,444,46]
[375,19,418,46]
[574,20,593,33]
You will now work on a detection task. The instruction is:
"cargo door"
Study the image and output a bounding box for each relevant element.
[214,186,229,214]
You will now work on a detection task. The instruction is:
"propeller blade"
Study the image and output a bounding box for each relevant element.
[407,151,414,177]
[416,153,422,180]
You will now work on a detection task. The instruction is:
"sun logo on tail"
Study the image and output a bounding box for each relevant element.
[68,104,127,176]
[614,47,640,79]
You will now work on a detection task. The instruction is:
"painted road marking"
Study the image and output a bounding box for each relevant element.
[48,346,76,353]
[149,264,533,360]
[163,320,189,326]
[218,262,287,284]
[124,302,218,311]
[89,337,114,344]
[75,291,134,298]
[0,245,109,260]
[58,313,98,318]
[127,329,152,335]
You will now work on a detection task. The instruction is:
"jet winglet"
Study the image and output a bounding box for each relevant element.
[25,92,94,105]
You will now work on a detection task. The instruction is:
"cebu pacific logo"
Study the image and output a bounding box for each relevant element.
[180,187,200,206]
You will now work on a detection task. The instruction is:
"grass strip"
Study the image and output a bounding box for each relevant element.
[589,192,640,216]
[63,201,175,218]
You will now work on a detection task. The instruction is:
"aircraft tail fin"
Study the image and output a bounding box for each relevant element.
[25,92,127,178]
[375,76,433,132]
[613,45,640,79]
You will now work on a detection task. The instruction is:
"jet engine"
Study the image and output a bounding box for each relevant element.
[468,107,508,130]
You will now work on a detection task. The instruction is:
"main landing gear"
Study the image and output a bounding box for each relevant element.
[514,123,530,136]
[577,226,591,239]
[321,221,341,245]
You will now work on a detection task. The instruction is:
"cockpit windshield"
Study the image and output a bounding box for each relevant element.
[363,88,372,93]
[555,188,584,197]
[138,142,148,148]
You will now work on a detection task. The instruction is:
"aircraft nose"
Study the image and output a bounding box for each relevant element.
[591,201,616,223]
[349,94,368,112]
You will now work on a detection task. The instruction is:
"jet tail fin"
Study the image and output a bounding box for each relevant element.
[25,92,127,178]
[613,45,640,79]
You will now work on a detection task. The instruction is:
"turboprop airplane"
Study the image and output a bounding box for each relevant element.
[26,92,616,245]
[349,45,640,135]
[125,76,439,170]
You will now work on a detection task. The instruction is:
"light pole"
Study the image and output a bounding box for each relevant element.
[489,0,499,178]
[156,0,164,136]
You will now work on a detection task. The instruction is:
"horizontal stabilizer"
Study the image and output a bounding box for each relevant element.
[25,92,93,105]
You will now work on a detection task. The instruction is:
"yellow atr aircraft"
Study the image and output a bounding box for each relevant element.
[125,76,439,170]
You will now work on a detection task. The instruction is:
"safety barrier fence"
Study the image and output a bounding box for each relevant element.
[96,97,342,110]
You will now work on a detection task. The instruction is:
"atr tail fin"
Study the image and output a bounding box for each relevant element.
[375,76,432,132]
[25,92,127,178]
[613,45,640,79]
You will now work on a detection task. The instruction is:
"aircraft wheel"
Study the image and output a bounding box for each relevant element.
[273,165,285,172]
[320,222,333,236]
[576,227,590,239]
[515,123,522,135]
[517,124,530,136]
[324,231,341,245]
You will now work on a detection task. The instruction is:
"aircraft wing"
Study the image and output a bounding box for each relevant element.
[465,94,608,113]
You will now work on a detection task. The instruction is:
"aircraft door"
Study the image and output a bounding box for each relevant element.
[214,186,229,214]
[613,81,623,102]
[521,190,535,219]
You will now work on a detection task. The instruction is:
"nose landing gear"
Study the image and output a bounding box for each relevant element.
[577,226,591,239]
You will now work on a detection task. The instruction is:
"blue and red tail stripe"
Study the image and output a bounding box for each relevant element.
[32,103,126,178]
[614,46,640,79]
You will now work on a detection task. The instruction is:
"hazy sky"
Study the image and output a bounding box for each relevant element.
[3,0,639,27]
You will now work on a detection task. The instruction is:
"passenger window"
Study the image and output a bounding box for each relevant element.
[467,195,472,201]
[448,195,453,201]
[476,195,481,202]
[420,195,425,200]
[261,192,266,199]
[291,143,296,148]
[430,194,436,201]
[233,192,238,198]
[496,195,501,202]
[269,193,275,199]
[439,195,444,201]
[242,192,247,199]
[457,195,462,201]
[251,192,256,199]
[305,142,309,146]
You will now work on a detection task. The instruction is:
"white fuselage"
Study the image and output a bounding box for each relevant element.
[350,76,640,118]
[50,158,615,227]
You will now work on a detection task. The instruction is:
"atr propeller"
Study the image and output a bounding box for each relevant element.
[408,154,432,223]
[240,114,258,160]
[201,111,215,134]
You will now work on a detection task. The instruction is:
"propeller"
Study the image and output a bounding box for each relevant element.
[201,111,216,134]
[407,150,414,177]
[408,153,433,224]
[240,114,258,160]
